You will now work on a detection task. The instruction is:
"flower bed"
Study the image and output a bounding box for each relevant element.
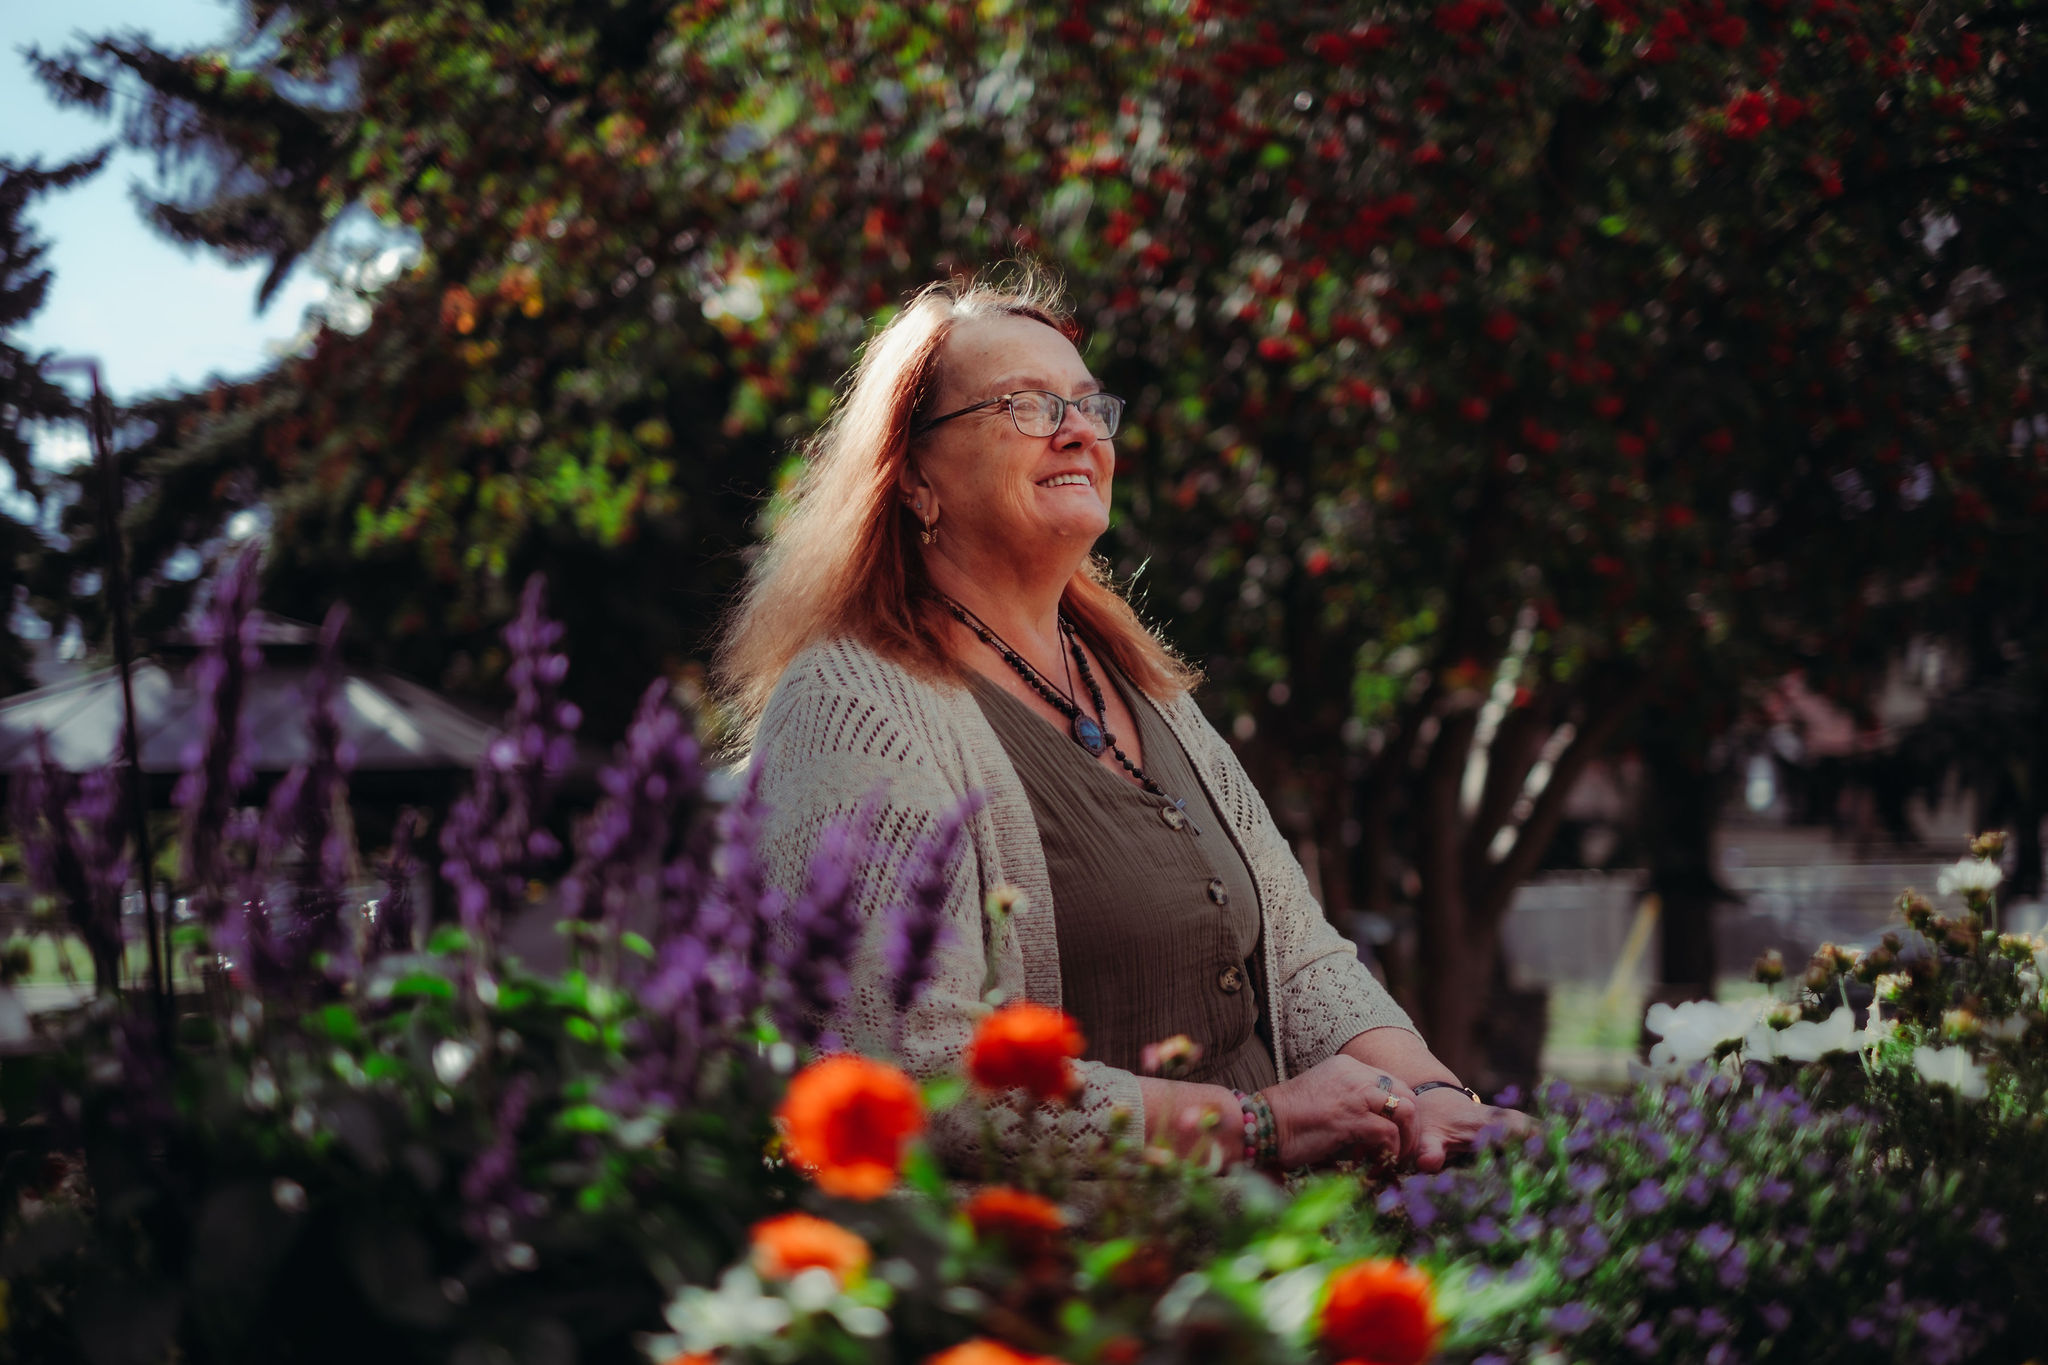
[0,574,2041,1364]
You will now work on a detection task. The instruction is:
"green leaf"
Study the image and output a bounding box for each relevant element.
[306,1003,362,1045]
[558,1103,614,1134]
[621,932,654,959]
[426,926,470,955]
[387,972,456,1001]
[1079,1237,1138,1285]
[1597,214,1629,237]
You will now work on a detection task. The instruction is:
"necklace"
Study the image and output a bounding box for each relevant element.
[938,595,1201,836]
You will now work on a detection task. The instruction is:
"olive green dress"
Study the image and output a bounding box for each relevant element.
[969,665,1279,1094]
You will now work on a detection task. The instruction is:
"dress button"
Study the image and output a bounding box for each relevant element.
[1205,878,1229,906]
[1217,964,1245,994]
[1160,804,1187,830]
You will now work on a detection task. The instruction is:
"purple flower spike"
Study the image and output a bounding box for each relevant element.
[257,603,355,985]
[175,548,263,923]
[886,794,981,1017]
[370,808,422,957]
[772,810,866,1048]
[563,679,703,930]
[441,576,579,950]
[10,735,129,995]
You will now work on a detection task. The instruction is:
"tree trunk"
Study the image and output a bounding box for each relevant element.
[1642,728,1733,997]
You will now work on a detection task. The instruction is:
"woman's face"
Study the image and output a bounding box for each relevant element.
[905,313,1114,571]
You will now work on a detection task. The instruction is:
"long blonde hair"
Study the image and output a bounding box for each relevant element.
[713,268,1197,738]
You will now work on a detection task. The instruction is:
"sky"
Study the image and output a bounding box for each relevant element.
[3,0,330,429]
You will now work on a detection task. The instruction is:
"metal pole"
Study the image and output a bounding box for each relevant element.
[64,364,169,1030]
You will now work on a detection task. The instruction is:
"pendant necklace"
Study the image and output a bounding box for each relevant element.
[939,594,1200,835]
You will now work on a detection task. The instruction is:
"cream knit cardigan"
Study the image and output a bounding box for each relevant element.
[750,636,1416,1166]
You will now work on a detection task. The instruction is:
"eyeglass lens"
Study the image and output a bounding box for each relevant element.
[1010,390,1123,438]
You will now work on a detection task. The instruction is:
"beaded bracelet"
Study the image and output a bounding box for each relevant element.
[1232,1089,1280,1170]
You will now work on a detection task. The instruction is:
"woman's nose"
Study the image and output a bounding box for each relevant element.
[1052,399,1096,447]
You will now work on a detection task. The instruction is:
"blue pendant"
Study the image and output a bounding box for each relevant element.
[1072,714,1108,756]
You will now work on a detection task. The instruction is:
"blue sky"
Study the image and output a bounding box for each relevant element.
[4,0,329,425]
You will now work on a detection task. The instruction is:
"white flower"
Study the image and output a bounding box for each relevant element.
[1873,972,1910,1003]
[1936,858,2004,899]
[433,1039,477,1086]
[662,1267,794,1352]
[1912,1045,1990,1099]
[1644,997,1770,1067]
[1744,1008,1860,1063]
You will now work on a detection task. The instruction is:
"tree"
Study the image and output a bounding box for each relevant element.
[0,152,105,694]
[35,0,2048,1078]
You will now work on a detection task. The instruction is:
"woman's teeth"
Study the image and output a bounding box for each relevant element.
[1039,474,1091,487]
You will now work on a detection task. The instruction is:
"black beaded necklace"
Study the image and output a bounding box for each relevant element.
[938,595,1201,836]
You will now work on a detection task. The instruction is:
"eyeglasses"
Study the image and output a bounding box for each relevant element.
[913,389,1126,440]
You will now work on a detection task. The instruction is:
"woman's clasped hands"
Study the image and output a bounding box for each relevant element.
[1259,1055,1520,1173]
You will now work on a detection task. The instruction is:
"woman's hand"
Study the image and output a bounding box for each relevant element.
[1259,1054,1419,1169]
[1408,1088,1530,1172]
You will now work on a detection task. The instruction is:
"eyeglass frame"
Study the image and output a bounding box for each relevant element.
[911,388,1126,440]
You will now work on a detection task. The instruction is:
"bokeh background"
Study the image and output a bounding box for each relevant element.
[5,0,2047,1091]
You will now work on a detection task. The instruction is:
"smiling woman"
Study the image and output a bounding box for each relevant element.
[714,268,1511,1177]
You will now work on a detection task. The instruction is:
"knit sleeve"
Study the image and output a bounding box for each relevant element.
[750,647,1145,1173]
[1167,697,1419,1075]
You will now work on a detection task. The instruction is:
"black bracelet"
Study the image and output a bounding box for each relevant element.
[1413,1081,1483,1104]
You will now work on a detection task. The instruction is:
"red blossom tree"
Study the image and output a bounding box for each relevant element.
[33,0,2048,1078]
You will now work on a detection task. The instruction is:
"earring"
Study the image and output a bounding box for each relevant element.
[920,515,939,546]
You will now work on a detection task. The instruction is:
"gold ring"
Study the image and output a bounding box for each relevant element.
[1384,1096,1401,1115]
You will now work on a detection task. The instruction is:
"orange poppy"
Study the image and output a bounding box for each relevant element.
[925,1340,1066,1365]
[776,1055,925,1200]
[964,1186,1067,1239]
[965,1004,1085,1104]
[1319,1258,1438,1365]
[749,1211,870,1284]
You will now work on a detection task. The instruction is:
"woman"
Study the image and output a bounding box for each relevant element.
[717,272,1505,1174]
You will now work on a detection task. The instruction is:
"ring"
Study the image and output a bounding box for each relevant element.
[1384,1096,1402,1115]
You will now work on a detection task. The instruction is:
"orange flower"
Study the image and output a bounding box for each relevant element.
[966,1004,1085,1103]
[964,1186,1067,1240]
[925,1340,1065,1365]
[1319,1259,1438,1365]
[749,1212,870,1284]
[660,1354,716,1365]
[776,1055,925,1200]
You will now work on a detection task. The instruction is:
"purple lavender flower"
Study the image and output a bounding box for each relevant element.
[1697,1306,1732,1337]
[1755,1175,1792,1206]
[260,604,355,983]
[771,810,866,1048]
[1627,1178,1668,1215]
[1917,1306,1971,1365]
[1760,1301,1792,1333]
[441,576,579,948]
[1696,1223,1736,1261]
[11,735,129,994]
[1716,1243,1749,1289]
[1639,1240,1678,1291]
[1682,1174,1713,1207]
[461,1073,541,1243]
[885,796,979,1018]
[1548,1302,1593,1335]
[175,548,263,923]
[562,678,703,930]
[1623,1321,1658,1356]
[369,809,421,957]
[1972,1210,2006,1249]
